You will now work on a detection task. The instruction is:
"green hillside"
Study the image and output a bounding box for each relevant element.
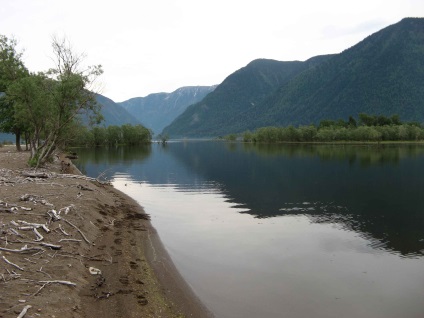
[163,57,332,137]
[253,17,424,127]
[94,94,141,127]
[163,18,424,138]
[119,86,216,135]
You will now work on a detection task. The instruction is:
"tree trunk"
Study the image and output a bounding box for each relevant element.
[15,129,22,152]
[25,131,30,151]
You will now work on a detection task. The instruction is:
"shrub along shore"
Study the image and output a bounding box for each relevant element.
[224,114,424,143]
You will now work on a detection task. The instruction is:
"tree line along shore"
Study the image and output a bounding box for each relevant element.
[223,113,424,143]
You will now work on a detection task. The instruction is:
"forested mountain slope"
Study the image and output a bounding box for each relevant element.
[119,86,216,135]
[164,18,424,137]
[95,94,141,126]
[163,57,332,137]
[251,17,424,128]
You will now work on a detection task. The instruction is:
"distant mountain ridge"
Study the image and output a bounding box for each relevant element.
[119,86,216,135]
[253,17,424,127]
[94,94,141,127]
[163,17,424,138]
[162,56,333,137]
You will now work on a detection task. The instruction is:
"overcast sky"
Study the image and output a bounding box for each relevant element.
[1,0,423,102]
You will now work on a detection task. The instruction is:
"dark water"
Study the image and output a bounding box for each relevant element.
[75,142,424,318]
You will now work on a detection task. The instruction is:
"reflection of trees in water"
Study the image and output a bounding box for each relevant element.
[242,143,424,166]
[74,145,152,180]
[180,143,424,258]
[76,142,424,257]
[77,145,152,164]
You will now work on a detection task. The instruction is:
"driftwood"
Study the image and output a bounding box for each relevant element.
[0,207,17,213]
[54,173,110,185]
[58,224,70,236]
[33,227,44,241]
[33,280,77,296]
[21,172,49,179]
[39,279,76,286]
[17,305,32,318]
[2,255,24,271]
[0,245,43,254]
[20,194,40,202]
[19,194,53,206]
[77,184,94,191]
[63,218,91,244]
[58,238,82,243]
[47,209,61,221]
[14,239,62,250]
[16,220,50,233]
[59,205,74,215]
[39,242,61,250]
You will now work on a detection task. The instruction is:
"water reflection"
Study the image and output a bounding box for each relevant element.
[75,142,424,258]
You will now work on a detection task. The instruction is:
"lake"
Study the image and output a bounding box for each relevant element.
[75,141,424,318]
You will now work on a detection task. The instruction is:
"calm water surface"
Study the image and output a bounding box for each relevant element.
[76,142,424,318]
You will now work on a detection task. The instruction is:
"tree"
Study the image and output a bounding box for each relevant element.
[0,35,29,150]
[7,37,103,166]
[348,116,357,128]
[7,74,50,159]
[359,113,377,126]
[157,133,169,145]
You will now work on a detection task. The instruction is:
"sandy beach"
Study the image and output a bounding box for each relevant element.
[0,145,212,318]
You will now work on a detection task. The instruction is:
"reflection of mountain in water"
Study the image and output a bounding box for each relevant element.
[167,142,424,258]
[75,142,424,257]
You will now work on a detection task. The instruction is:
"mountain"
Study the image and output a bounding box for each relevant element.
[164,18,424,138]
[162,57,333,137]
[252,17,424,127]
[94,94,141,127]
[119,86,216,135]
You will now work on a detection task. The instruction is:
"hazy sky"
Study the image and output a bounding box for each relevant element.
[1,0,423,102]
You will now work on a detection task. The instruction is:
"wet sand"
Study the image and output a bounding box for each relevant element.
[0,145,213,317]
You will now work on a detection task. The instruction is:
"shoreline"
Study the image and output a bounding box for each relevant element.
[107,184,214,318]
[0,145,212,318]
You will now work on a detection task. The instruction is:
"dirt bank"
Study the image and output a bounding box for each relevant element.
[0,145,212,318]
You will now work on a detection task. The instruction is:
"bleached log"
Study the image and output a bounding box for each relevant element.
[33,228,44,241]
[39,242,61,250]
[39,279,76,286]
[0,207,17,213]
[2,255,24,271]
[20,194,40,202]
[58,238,82,243]
[63,219,91,244]
[18,226,35,231]
[58,204,74,215]
[47,209,61,221]
[58,224,70,236]
[17,221,50,233]
[55,172,110,185]
[77,184,94,191]
[21,172,49,178]
[17,305,32,318]
[0,245,43,254]
[10,228,23,237]
[33,279,76,296]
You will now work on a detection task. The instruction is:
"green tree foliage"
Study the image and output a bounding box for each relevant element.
[68,124,151,147]
[0,35,30,150]
[239,114,424,143]
[5,37,103,166]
